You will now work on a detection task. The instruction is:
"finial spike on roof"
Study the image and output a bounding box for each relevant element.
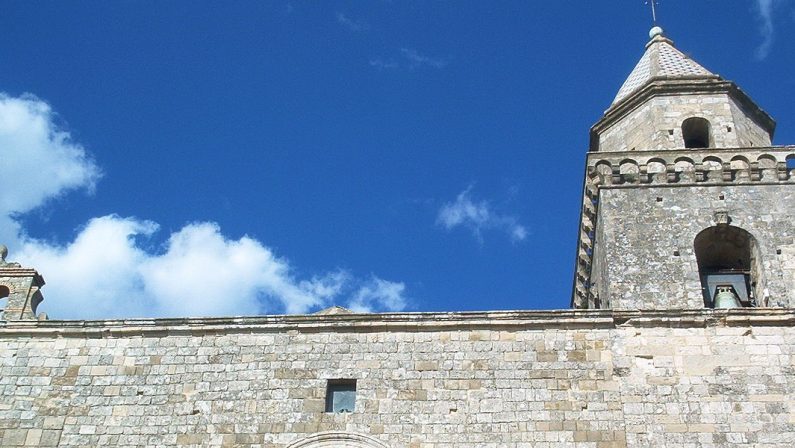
[646,0,660,25]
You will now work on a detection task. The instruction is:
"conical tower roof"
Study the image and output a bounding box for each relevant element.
[612,27,718,106]
[590,26,775,152]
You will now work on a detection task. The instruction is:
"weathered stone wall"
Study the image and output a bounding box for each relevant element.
[590,204,609,309]
[0,310,793,448]
[596,94,771,153]
[728,99,774,148]
[593,183,795,310]
[572,146,795,309]
[777,244,795,306]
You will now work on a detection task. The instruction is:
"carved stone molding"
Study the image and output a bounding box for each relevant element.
[585,147,795,188]
[286,432,389,448]
[713,210,731,226]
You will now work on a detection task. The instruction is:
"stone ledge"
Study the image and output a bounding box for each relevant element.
[0,267,45,282]
[0,308,792,338]
[587,146,795,188]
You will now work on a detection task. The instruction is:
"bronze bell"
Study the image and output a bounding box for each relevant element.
[714,286,741,308]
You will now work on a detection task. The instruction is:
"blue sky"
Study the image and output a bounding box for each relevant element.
[1,1,794,319]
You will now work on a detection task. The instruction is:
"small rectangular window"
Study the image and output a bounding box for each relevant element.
[325,379,356,413]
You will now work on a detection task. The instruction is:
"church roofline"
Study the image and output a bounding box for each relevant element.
[1,308,793,338]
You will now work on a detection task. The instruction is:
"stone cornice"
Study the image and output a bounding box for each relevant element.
[0,308,792,338]
[0,267,45,285]
[586,145,795,187]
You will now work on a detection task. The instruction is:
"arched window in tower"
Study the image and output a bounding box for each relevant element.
[694,226,761,308]
[0,285,9,315]
[682,117,711,148]
[786,154,795,171]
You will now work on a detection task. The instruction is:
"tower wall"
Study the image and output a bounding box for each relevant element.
[595,94,772,153]
[728,99,775,148]
[573,146,795,309]
[593,183,795,310]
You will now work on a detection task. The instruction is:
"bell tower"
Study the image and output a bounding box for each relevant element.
[0,245,46,321]
[572,27,795,310]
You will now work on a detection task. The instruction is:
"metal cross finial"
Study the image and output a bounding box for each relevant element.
[645,0,659,24]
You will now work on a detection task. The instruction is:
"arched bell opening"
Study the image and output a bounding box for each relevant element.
[0,285,9,314]
[682,117,711,148]
[694,226,761,308]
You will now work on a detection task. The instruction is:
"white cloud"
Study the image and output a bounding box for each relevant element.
[139,222,338,317]
[753,0,777,60]
[370,48,448,71]
[400,48,448,69]
[1,93,409,319]
[0,94,101,245]
[347,277,408,313]
[336,12,369,32]
[18,216,158,319]
[369,58,399,70]
[17,217,357,318]
[437,187,527,244]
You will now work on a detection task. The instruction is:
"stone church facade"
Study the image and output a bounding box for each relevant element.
[1,28,794,447]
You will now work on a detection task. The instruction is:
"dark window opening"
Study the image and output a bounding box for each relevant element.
[325,379,356,413]
[682,117,711,148]
[0,285,9,312]
[787,157,795,170]
[695,226,759,308]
